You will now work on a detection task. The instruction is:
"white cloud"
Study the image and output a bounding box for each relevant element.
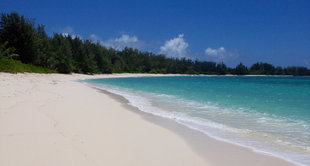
[60,26,82,39]
[61,26,74,34]
[61,33,70,37]
[205,47,226,59]
[102,34,141,50]
[115,34,138,43]
[304,58,310,67]
[205,46,237,62]
[160,34,188,58]
[71,34,82,39]
[89,34,101,43]
[61,33,82,39]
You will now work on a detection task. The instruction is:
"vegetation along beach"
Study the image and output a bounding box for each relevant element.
[1,1,309,166]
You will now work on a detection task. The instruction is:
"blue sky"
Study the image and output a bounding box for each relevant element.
[1,0,309,67]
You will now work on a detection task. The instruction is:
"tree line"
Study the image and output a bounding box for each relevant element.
[1,12,309,75]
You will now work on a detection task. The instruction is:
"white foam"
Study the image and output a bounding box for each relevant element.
[85,81,310,166]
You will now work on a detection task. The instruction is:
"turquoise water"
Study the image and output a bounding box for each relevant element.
[85,76,310,165]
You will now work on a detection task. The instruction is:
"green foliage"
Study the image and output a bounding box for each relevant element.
[0,41,18,58]
[235,63,248,75]
[0,12,38,64]
[34,24,50,67]
[249,62,275,75]
[0,12,309,76]
[216,62,227,75]
[0,54,54,73]
[284,66,310,76]
[49,34,73,73]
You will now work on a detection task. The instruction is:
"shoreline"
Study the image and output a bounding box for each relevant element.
[0,72,300,166]
[88,84,300,166]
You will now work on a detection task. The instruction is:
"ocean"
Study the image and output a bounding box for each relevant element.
[84,76,310,166]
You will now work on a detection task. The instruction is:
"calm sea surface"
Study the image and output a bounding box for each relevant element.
[85,76,310,166]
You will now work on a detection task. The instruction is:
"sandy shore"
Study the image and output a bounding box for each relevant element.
[0,73,297,166]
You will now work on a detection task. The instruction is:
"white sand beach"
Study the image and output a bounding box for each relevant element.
[0,73,297,166]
